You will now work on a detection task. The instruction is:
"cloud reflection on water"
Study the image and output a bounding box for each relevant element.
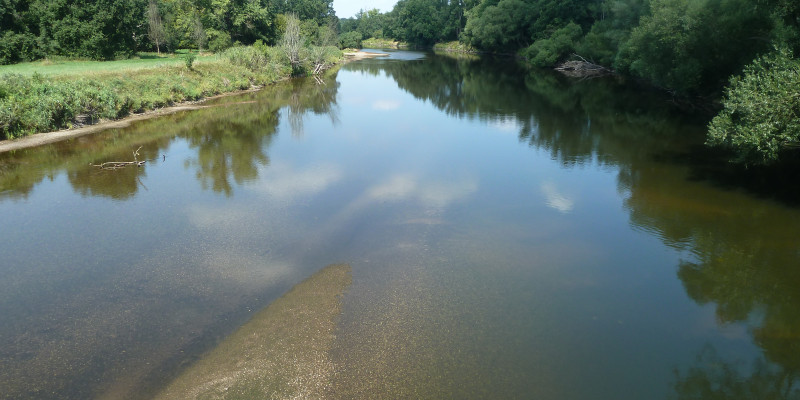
[541,181,575,213]
[253,162,343,202]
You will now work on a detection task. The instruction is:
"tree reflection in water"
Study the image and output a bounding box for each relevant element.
[674,345,800,400]
[0,72,341,200]
[349,52,800,399]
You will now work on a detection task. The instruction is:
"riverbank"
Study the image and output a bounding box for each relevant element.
[0,88,263,153]
[343,50,391,60]
[0,46,342,145]
[153,264,352,400]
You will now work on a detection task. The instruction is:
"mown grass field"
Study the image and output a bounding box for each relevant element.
[0,51,216,77]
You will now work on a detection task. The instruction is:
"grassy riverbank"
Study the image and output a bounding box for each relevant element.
[0,46,341,140]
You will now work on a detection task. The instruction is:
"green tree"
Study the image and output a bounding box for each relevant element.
[707,48,800,164]
[392,0,442,45]
[28,0,148,60]
[463,0,535,51]
[616,0,774,94]
[339,30,363,48]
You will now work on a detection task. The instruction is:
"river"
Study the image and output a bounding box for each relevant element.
[1,50,799,399]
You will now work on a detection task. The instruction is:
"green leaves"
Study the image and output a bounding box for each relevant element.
[521,22,582,67]
[707,47,800,164]
[617,0,773,94]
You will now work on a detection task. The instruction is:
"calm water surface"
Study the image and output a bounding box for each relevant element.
[2,51,799,399]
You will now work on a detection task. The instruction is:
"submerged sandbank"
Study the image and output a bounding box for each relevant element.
[153,264,352,400]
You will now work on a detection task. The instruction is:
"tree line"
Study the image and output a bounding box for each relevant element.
[2,0,799,164]
[338,0,800,164]
[0,0,337,63]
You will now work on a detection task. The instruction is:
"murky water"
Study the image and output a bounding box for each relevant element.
[2,50,799,399]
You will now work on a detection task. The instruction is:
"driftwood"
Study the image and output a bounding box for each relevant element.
[93,146,146,169]
[555,54,612,77]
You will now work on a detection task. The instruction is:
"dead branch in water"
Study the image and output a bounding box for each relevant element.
[92,146,146,169]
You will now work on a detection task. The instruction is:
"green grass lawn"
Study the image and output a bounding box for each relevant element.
[0,50,216,77]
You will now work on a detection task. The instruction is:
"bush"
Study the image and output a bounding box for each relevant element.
[223,46,268,72]
[707,47,800,164]
[185,52,196,69]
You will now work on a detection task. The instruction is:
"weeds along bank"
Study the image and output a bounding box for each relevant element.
[0,45,342,140]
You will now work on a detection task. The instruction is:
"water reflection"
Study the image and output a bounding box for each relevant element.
[346,53,700,169]
[0,74,341,201]
[348,52,800,397]
[183,103,278,196]
[0,74,342,400]
[674,346,800,399]
[2,52,800,399]
[620,143,800,377]
[68,141,166,200]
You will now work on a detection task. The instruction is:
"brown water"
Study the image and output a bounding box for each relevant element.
[1,50,799,399]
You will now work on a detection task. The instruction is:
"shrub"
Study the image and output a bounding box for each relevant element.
[707,47,800,164]
[223,46,270,72]
[185,52,196,69]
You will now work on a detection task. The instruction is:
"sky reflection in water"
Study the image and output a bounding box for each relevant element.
[1,51,800,399]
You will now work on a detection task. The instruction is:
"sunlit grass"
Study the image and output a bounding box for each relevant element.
[0,51,217,77]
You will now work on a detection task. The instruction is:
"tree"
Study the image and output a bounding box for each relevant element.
[191,12,207,51]
[282,13,303,71]
[391,0,441,45]
[147,0,167,54]
[463,0,535,51]
[707,47,800,164]
[339,30,362,48]
[522,22,583,67]
[616,0,774,94]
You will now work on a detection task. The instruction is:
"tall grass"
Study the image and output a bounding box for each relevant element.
[0,46,341,140]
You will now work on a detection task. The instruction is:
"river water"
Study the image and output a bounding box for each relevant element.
[1,50,799,399]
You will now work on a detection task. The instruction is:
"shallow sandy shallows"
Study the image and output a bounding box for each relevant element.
[153,264,352,400]
[343,51,390,60]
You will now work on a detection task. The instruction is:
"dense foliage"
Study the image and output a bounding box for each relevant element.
[707,48,800,164]
[335,0,800,164]
[3,0,800,163]
[0,0,336,63]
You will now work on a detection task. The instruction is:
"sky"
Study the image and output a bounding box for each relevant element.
[332,0,398,19]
